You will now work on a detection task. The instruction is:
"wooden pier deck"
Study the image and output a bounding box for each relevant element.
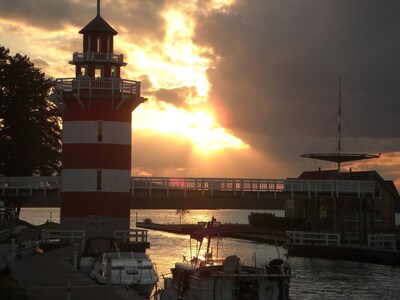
[11,246,148,300]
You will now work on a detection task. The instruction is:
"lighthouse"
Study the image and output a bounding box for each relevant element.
[52,0,145,238]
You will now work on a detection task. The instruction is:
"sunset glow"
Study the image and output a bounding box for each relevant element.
[133,102,248,152]
[1,1,399,188]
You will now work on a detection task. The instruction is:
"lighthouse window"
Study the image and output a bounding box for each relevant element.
[96,35,101,52]
[96,170,102,191]
[95,65,103,78]
[87,36,91,52]
[80,65,88,76]
[111,66,117,77]
[97,121,103,142]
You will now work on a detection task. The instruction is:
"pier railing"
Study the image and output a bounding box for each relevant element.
[41,229,86,244]
[113,229,148,243]
[0,176,375,199]
[286,231,341,246]
[131,177,375,199]
[368,234,398,251]
[0,176,61,196]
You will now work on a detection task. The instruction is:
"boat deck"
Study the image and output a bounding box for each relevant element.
[11,245,148,300]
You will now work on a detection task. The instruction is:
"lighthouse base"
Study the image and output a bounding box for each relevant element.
[60,216,130,240]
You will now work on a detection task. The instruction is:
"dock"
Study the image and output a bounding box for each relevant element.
[11,245,148,300]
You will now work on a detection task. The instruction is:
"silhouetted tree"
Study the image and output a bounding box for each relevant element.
[0,46,61,213]
[0,46,61,176]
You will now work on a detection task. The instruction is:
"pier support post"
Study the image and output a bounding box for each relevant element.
[106,254,112,286]
[358,197,362,246]
[333,197,337,232]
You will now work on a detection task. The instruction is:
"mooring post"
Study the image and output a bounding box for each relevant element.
[67,282,71,300]
[106,254,112,286]
[72,243,78,270]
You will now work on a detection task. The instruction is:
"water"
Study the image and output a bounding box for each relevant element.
[20,208,400,299]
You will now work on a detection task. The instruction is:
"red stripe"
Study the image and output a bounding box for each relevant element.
[63,99,133,122]
[61,192,130,217]
[63,144,131,169]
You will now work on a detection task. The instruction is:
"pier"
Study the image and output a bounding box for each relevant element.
[11,245,147,300]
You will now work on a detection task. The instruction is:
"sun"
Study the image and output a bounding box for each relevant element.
[133,102,248,152]
[126,3,247,152]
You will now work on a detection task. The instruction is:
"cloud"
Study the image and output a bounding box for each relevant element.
[194,0,400,144]
[151,86,198,107]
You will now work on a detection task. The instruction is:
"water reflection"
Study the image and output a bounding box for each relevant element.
[20,208,400,298]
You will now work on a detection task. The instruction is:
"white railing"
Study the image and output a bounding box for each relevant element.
[41,229,85,243]
[368,234,398,251]
[131,177,375,199]
[54,77,140,95]
[0,176,375,199]
[71,52,125,64]
[41,229,86,252]
[113,229,148,243]
[0,176,61,196]
[286,231,341,246]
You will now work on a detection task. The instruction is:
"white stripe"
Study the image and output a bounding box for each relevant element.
[63,121,131,145]
[61,169,130,192]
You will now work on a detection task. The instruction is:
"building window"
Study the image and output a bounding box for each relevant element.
[375,188,382,199]
[374,210,383,222]
[97,120,103,142]
[96,170,102,191]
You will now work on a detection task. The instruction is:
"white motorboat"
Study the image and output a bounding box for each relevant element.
[157,219,291,300]
[0,202,39,271]
[90,251,158,298]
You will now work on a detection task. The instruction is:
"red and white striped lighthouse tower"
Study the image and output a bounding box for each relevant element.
[52,0,145,237]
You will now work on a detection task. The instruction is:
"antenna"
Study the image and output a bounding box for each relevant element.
[300,78,380,170]
[97,0,101,16]
[338,77,341,171]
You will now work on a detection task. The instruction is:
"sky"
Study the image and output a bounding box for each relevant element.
[0,0,399,189]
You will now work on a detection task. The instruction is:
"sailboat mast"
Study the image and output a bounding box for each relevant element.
[337,78,342,172]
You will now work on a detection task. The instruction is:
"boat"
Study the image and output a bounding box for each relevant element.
[90,251,159,298]
[79,236,158,298]
[0,201,39,271]
[157,218,291,300]
[79,236,120,273]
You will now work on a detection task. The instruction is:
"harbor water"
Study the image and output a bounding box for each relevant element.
[20,208,400,299]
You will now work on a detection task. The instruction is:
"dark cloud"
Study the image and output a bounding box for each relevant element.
[151,86,198,107]
[0,0,166,42]
[194,0,400,161]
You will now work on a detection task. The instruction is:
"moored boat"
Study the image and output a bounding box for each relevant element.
[90,251,159,298]
[156,218,292,300]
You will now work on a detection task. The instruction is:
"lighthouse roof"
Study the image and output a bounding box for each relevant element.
[79,14,118,35]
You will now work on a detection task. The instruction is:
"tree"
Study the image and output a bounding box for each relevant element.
[0,46,61,177]
[176,209,190,224]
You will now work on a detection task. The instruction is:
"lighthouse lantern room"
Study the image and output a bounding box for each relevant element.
[52,0,145,238]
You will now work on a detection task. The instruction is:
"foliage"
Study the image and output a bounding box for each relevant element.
[0,46,61,177]
[248,212,306,231]
[144,217,153,224]
[176,209,190,224]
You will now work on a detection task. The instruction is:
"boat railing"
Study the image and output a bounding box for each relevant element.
[113,229,148,243]
[286,231,341,246]
[41,229,86,251]
[368,234,399,251]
